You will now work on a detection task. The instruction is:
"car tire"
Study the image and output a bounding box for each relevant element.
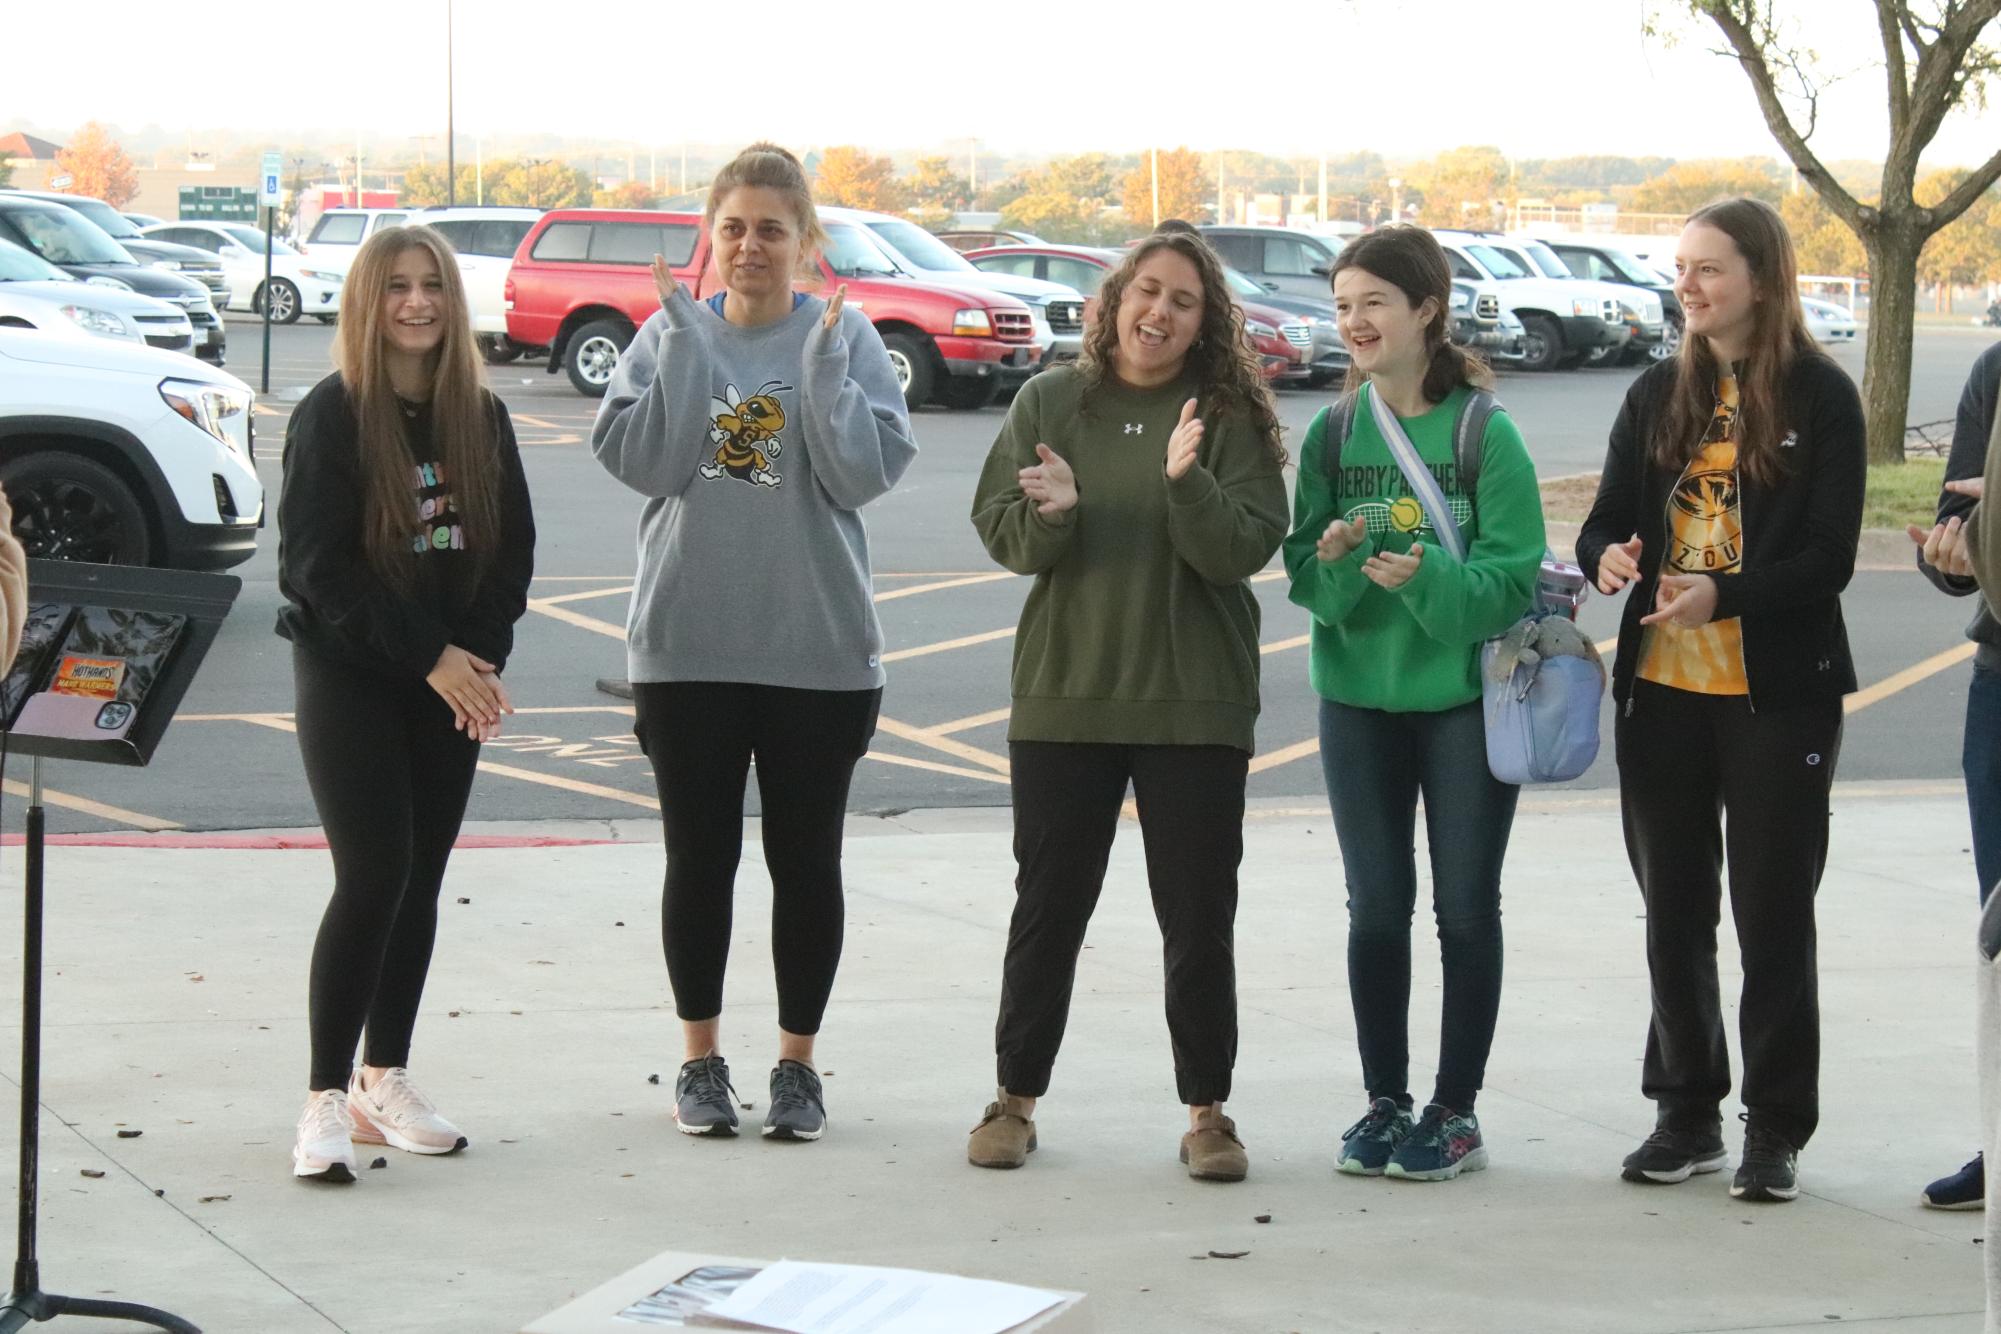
[880,333,935,410]
[1520,314,1564,372]
[480,335,524,365]
[1,453,152,566]
[935,374,999,410]
[567,319,632,398]
[256,279,302,325]
[315,314,337,325]
[1650,318,1682,363]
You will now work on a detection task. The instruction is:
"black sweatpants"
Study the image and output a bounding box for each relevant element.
[995,741,1248,1107]
[295,646,482,1092]
[632,681,880,1036]
[1616,679,1843,1150]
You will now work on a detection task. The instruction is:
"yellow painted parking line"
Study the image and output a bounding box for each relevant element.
[866,752,1010,786]
[1250,569,1287,583]
[876,572,1000,579]
[873,572,1017,603]
[524,599,627,639]
[1846,643,1977,714]
[532,575,637,582]
[510,414,566,430]
[1595,637,1617,656]
[875,716,1010,775]
[1261,634,1310,655]
[924,707,1012,737]
[0,781,181,832]
[1249,737,1321,775]
[536,584,634,606]
[879,627,1016,664]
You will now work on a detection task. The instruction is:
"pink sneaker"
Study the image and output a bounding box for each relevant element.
[348,1068,469,1156]
[292,1089,358,1183]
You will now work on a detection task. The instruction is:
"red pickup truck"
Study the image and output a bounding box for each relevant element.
[503,208,1043,407]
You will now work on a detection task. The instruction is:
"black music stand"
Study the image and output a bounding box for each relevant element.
[0,559,239,1334]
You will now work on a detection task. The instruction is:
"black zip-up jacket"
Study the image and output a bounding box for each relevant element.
[1576,353,1865,712]
[276,372,536,678]
[1916,341,2001,669]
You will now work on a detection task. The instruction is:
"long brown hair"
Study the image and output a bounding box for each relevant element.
[334,224,501,588]
[1330,225,1494,402]
[1079,231,1286,465]
[1654,198,1821,485]
[705,142,828,281]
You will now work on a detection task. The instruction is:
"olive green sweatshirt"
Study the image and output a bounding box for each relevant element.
[969,366,1288,752]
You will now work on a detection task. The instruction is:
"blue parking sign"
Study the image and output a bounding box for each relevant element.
[259,152,281,207]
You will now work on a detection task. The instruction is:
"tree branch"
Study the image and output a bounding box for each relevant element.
[1702,3,1867,228]
[1878,0,1914,138]
[1901,0,2001,165]
[1926,143,2001,233]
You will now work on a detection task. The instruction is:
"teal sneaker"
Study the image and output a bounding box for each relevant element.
[1385,1104,1488,1181]
[1337,1097,1415,1176]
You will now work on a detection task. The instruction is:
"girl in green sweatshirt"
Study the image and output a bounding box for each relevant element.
[966,228,1288,1182]
[1282,226,1544,1184]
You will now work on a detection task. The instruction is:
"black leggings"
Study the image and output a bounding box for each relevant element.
[632,681,880,1036]
[294,646,481,1092]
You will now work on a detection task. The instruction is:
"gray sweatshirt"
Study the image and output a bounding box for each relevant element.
[591,288,917,690]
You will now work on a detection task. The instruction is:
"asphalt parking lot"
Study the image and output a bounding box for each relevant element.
[10,317,1996,836]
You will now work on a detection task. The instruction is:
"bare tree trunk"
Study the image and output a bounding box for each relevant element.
[1861,228,1922,465]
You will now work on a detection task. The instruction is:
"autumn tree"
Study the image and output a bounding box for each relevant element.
[0,158,12,189]
[1780,188,1868,275]
[906,155,971,212]
[816,147,909,212]
[1121,147,1209,228]
[52,122,139,207]
[400,163,480,207]
[1406,146,1512,227]
[1652,0,2001,462]
[1628,159,1787,212]
[487,159,591,209]
[1917,168,2001,299]
[600,180,664,209]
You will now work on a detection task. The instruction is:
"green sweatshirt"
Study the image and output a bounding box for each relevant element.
[969,366,1288,752]
[1282,382,1545,713]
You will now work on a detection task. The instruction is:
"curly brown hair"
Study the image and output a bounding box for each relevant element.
[1079,232,1286,465]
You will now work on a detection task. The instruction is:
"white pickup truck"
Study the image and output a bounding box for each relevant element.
[1431,229,1641,372]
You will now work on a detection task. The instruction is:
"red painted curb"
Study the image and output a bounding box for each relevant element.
[0,834,620,850]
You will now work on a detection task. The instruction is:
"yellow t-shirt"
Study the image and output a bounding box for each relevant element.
[1638,374,1749,695]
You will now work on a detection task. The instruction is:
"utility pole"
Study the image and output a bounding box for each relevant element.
[1151,146,1160,227]
[650,144,657,192]
[445,0,456,206]
[475,137,483,204]
[1318,155,1328,225]
[1216,157,1224,225]
[680,143,687,194]
[967,138,978,198]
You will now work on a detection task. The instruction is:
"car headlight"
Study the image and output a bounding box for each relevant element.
[1571,298,1598,317]
[149,259,187,272]
[84,275,134,292]
[160,378,252,456]
[1311,315,1339,328]
[1245,320,1276,338]
[952,309,992,336]
[300,269,343,283]
[59,304,132,339]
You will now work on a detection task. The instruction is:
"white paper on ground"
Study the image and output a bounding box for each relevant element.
[688,1260,1063,1334]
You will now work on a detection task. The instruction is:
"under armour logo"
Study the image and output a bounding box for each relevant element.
[1124,423,1144,435]
[1780,431,1798,448]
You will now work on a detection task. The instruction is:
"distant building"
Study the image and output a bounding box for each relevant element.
[0,131,63,174]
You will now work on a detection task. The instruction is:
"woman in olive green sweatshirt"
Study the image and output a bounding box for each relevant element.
[1283,226,1545,1184]
[965,229,1288,1181]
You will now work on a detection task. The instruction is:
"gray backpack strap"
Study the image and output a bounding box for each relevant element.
[1452,388,1498,509]
[1324,390,1362,477]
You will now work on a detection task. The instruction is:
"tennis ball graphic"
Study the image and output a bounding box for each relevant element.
[1388,496,1424,533]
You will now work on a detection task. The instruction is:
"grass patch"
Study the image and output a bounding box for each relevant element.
[1540,457,1950,529]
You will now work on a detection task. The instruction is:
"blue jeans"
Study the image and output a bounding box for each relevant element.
[1318,697,1520,1113]
[1966,664,2001,905]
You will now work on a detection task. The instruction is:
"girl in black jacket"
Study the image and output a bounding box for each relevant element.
[1576,198,1864,1204]
[278,225,535,1184]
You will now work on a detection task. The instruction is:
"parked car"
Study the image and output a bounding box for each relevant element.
[415,206,545,360]
[937,229,1045,252]
[2,189,230,310]
[1198,225,1343,299]
[121,212,165,229]
[0,239,196,354]
[1542,238,1682,364]
[298,207,416,277]
[962,242,1316,384]
[140,222,344,325]
[1802,296,1858,345]
[1430,229,1630,372]
[502,208,1042,407]
[1447,281,1529,367]
[0,326,262,568]
[0,197,226,363]
[1484,233,1666,365]
[838,209,1085,368]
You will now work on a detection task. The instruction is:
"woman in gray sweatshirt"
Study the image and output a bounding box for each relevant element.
[590,143,917,1144]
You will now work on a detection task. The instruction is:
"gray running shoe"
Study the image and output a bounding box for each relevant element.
[763,1060,826,1141]
[674,1054,740,1136]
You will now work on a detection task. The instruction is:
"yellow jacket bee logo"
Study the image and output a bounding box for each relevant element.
[700,381,790,489]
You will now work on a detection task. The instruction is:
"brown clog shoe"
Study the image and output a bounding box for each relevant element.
[1179,1108,1248,1182]
[968,1089,1037,1169]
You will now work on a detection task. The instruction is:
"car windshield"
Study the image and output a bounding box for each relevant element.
[1522,242,1574,279]
[821,224,900,277]
[56,196,141,239]
[1603,249,1665,285]
[1465,244,1529,280]
[1223,266,1266,298]
[868,220,974,272]
[0,240,70,282]
[5,207,132,265]
[222,224,296,255]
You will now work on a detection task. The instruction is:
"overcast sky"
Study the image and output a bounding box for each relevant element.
[11,0,1999,168]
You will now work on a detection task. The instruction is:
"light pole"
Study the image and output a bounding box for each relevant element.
[1150,146,1160,227]
[445,0,456,206]
[1389,176,1402,222]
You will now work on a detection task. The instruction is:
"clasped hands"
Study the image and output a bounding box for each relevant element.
[427,644,513,742]
[1313,516,1422,590]
[1906,477,1982,580]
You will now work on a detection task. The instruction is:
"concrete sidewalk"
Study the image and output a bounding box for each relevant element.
[0,780,1987,1333]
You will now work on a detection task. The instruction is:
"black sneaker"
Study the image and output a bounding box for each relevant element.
[1621,1125,1728,1184]
[1731,1124,1799,1202]
[1337,1097,1414,1177]
[673,1053,740,1136]
[1921,1151,1984,1210]
[763,1060,826,1141]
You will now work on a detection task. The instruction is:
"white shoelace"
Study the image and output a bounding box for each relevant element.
[364,1069,440,1127]
[299,1090,351,1143]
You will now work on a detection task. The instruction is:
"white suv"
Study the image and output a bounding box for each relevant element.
[0,328,263,568]
[415,207,544,359]
[1431,229,1634,372]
